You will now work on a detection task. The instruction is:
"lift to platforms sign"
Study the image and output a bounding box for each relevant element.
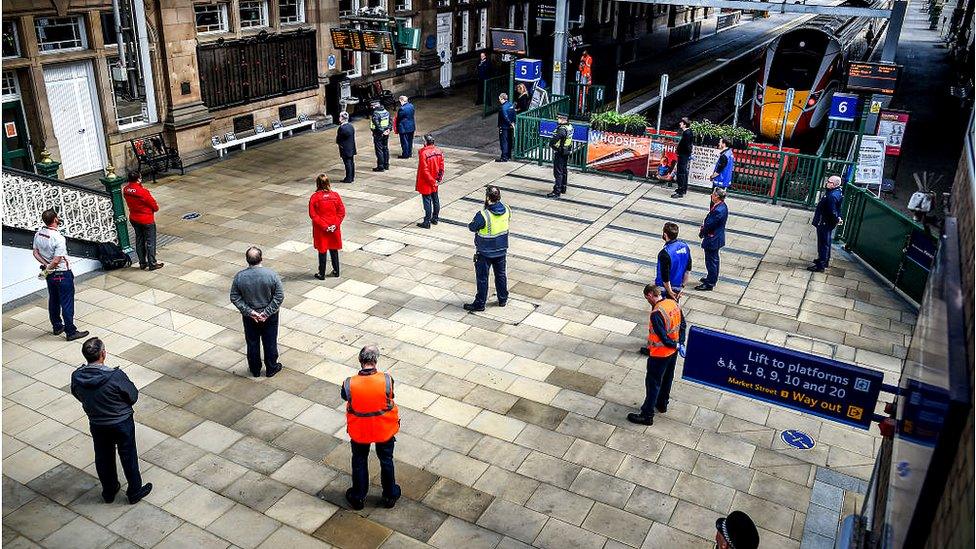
[682,326,884,429]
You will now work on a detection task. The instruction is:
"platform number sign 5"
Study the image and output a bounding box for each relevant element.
[829,93,860,123]
[514,59,542,82]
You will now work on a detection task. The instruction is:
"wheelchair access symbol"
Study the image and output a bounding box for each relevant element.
[781,430,815,450]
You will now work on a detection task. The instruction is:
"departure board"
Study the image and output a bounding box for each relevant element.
[490,28,527,56]
[330,28,363,51]
[848,62,900,95]
[361,30,395,54]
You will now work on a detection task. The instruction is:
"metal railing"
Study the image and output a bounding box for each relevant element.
[567,82,608,120]
[482,74,510,118]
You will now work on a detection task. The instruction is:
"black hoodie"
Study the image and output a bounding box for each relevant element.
[71,364,139,425]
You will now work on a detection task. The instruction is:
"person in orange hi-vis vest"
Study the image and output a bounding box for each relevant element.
[628,285,686,426]
[342,345,401,510]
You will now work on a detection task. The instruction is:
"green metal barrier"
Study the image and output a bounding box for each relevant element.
[836,184,938,303]
[482,74,510,117]
[818,128,860,160]
[567,83,607,119]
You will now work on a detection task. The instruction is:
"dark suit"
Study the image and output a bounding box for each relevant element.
[336,122,357,182]
[396,103,416,158]
[699,201,728,287]
[812,187,843,267]
[675,128,693,195]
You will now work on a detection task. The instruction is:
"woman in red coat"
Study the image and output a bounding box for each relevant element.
[309,174,346,279]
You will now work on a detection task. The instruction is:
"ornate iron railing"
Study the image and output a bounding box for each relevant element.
[2,168,118,244]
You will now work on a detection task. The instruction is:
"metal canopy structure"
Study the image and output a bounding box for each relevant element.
[621,0,892,18]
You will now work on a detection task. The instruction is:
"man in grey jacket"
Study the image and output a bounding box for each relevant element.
[230,247,285,377]
[71,337,153,504]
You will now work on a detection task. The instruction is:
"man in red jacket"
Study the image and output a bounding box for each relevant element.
[122,171,163,270]
[415,134,445,229]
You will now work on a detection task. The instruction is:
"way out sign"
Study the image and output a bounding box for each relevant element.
[682,326,884,429]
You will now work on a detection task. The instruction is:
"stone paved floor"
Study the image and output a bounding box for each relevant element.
[2,95,915,549]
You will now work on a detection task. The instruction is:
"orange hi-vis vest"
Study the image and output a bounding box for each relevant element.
[344,371,400,444]
[647,299,682,358]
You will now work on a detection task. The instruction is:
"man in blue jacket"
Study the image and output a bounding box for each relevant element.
[808,175,844,272]
[696,187,729,291]
[71,337,153,504]
[710,137,734,189]
[496,93,516,162]
[396,96,416,159]
[464,186,510,312]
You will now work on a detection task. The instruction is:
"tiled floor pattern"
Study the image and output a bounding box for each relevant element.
[3,95,915,549]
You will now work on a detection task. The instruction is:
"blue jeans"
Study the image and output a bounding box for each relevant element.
[399,131,414,158]
[704,248,720,286]
[474,253,508,307]
[499,127,513,160]
[90,417,142,498]
[242,313,279,375]
[350,438,400,502]
[815,224,833,267]
[46,270,77,335]
[422,192,440,225]
[640,353,678,417]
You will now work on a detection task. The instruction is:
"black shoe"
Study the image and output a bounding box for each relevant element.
[266,363,283,378]
[328,271,340,278]
[314,272,325,280]
[498,300,507,307]
[806,265,825,272]
[639,347,649,356]
[102,481,121,503]
[416,222,430,229]
[148,263,164,271]
[694,283,713,291]
[627,413,653,426]
[495,158,509,163]
[671,192,684,199]
[53,327,65,336]
[655,403,668,414]
[381,495,399,509]
[250,368,261,378]
[339,179,351,183]
[383,165,389,170]
[699,276,708,283]
[399,155,410,159]
[431,219,438,225]
[546,192,561,199]
[127,483,153,504]
[138,264,148,270]
[66,330,89,342]
[463,303,486,312]
[373,167,384,172]
[345,488,365,511]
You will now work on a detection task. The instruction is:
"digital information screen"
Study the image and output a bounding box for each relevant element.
[361,30,395,54]
[490,28,527,56]
[848,62,900,95]
[330,27,363,51]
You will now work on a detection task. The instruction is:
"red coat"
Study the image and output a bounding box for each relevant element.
[415,144,444,196]
[123,182,159,224]
[309,190,346,251]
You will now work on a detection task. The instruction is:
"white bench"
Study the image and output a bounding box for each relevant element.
[212,119,317,158]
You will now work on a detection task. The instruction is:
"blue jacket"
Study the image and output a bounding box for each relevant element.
[699,201,728,250]
[397,103,416,133]
[812,187,843,229]
[655,240,692,289]
[497,101,516,128]
[712,148,734,188]
[469,201,509,258]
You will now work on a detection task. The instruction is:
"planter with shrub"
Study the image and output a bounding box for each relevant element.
[590,111,648,136]
[690,119,755,149]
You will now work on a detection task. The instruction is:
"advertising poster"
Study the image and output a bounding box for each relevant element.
[586,131,663,178]
[688,145,721,188]
[855,135,887,190]
[877,110,910,156]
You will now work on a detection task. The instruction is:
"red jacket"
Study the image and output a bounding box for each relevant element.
[123,182,159,224]
[415,144,444,196]
[309,190,346,252]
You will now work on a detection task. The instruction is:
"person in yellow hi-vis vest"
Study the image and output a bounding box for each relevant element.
[628,285,686,426]
[547,112,574,198]
[464,186,510,312]
[369,100,391,171]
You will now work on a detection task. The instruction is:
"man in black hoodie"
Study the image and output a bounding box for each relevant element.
[71,337,152,504]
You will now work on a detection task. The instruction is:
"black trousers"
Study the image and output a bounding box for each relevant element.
[675,155,690,195]
[131,221,157,267]
[318,250,340,275]
[341,155,355,182]
[91,417,142,497]
[373,133,390,169]
[242,313,279,375]
[473,253,508,307]
[350,438,400,502]
[553,153,569,194]
[640,353,678,417]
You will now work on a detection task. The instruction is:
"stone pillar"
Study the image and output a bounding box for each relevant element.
[100,165,132,251]
[416,1,444,97]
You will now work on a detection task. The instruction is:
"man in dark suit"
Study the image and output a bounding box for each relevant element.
[672,117,694,199]
[476,52,491,105]
[336,111,357,183]
[696,187,729,291]
[496,93,516,162]
[396,96,416,159]
[808,175,844,272]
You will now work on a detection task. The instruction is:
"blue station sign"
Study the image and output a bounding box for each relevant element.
[829,92,860,123]
[538,120,589,142]
[682,326,884,429]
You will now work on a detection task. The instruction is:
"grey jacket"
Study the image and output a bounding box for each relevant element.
[230,265,284,317]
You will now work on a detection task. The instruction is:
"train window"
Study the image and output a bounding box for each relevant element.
[767,31,830,90]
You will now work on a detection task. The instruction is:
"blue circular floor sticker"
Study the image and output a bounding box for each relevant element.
[782,430,815,450]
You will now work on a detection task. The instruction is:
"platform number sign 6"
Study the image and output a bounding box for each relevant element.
[829,93,859,123]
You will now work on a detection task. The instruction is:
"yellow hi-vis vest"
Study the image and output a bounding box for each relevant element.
[556,123,573,150]
[370,110,390,131]
[477,207,511,239]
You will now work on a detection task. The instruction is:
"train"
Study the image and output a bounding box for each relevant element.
[752,2,881,142]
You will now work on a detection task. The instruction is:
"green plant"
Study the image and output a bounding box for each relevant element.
[690,119,754,144]
[590,111,647,133]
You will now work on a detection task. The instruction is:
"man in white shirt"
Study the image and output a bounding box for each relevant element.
[33,209,89,341]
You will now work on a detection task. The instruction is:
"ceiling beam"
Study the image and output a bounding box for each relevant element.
[621,0,892,18]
